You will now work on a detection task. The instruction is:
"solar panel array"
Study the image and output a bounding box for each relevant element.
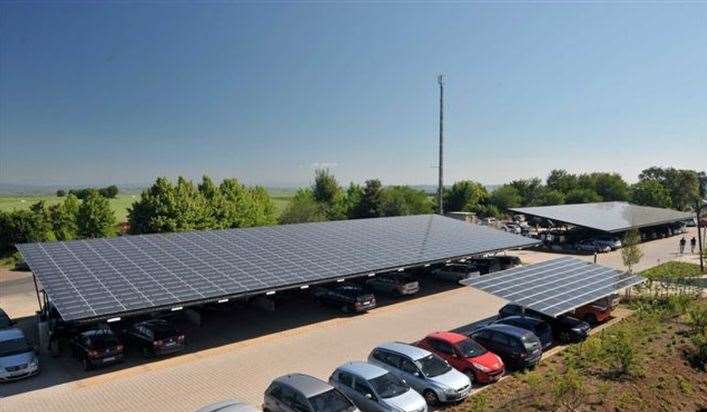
[510,202,693,233]
[17,214,539,322]
[464,257,644,317]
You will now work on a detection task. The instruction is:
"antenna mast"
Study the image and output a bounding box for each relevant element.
[437,74,445,215]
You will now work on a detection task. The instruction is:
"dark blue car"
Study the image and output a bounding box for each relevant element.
[492,316,553,349]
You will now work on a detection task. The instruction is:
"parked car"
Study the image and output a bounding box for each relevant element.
[366,274,420,297]
[0,328,39,382]
[368,342,471,405]
[430,263,480,282]
[573,294,619,324]
[70,327,124,370]
[498,304,590,343]
[575,239,611,253]
[492,316,553,349]
[416,332,504,384]
[0,308,14,330]
[468,324,542,370]
[125,319,185,357]
[329,361,427,412]
[263,373,359,412]
[685,218,697,227]
[591,235,622,250]
[196,400,258,412]
[313,285,376,313]
[503,224,521,234]
[466,258,502,275]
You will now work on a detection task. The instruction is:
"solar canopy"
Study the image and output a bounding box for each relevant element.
[17,214,539,322]
[464,257,645,317]
[510,202,693,233]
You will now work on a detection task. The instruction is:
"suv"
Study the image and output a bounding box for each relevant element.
[498,304,589,343]
[430,263,480,282]
[368,342,471,405]
[468,324,542,370]
[313,285,376,313]
[416,332,504,384]
[70,327,124,370]
[574,294,619,324]
[0,328,39,382]
[263,373,359,412]
[492,316,553,349]
[329,361,427,412]
[125,319,185,357]
[366,274,420,297]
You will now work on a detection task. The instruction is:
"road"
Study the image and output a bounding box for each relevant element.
[0,228,701,411]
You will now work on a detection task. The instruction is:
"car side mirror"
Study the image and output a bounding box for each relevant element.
[365,393,373,399]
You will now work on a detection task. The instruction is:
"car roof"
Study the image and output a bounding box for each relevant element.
[336,361,388,380]
[0,327,25,341]
[479,323,535,338]
[427,331,467,344]
[274,373,333,397]
[376,341,431,360]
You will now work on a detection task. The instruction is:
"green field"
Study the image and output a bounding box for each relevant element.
[0,191,294,223]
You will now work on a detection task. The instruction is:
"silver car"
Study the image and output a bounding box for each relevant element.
[430,264,479,283]
[368,342,471,405]
[263,373,360,412]
[329,361,427,412]
[365,275,420,297]
[0,328,39,382]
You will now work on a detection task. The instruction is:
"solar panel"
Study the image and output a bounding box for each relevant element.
[17,214,539,322]
[509,202,693,233]
[464,257,645,317]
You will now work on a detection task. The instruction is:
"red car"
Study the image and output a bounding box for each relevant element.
[574,294,620,324]
[416,331,504,384]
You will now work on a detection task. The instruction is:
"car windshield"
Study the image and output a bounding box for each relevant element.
[338,287,363,298]
[88,333,119,349]
[150,324,178,340]
[309,388,356,412]
[457,338,487,357]
[416,354,451,378]
[0,337,31,357]
[369,372,408,399]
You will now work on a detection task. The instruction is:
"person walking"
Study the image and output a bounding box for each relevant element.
[691,236,697,254]
[679,236,686,254]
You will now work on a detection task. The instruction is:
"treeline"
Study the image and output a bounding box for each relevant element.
[57,184,119,199]
[279,169,433,224]
[0,192,116,254]
[444,167,705,217]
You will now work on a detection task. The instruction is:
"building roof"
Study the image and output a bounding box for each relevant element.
[510,201,693,233]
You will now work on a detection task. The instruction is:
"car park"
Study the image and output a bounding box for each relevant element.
[365,274,420,297]
[263,373,359,412]
[70,327,124,370]
[498,304,589,344]
[313,285,377,313]
[329,361,428,412]
[468,324,542,370]
[492,316,553,349]
[0,328,39,382]
[368,342,471,405]
[430,263,480,282]
[574,294,619,324]
[415,332,504,384]
[196,400,259,412]
[0,308,14,330]
[125,319,185,357]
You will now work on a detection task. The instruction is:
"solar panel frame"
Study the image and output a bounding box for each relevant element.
[18,214,540,322]
[464,257,645,317]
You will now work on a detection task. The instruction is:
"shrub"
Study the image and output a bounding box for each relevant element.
[687,304,707,336]
[601,327,643,378]
[550,366,587,411]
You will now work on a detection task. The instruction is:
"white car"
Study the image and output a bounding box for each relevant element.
[0,328,39,382]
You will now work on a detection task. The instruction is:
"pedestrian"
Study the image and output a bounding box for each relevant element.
[691,236,697,254]
[679,236,686,254]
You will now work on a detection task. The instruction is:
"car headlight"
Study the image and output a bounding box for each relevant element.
[443,387,457,395]
[472,362,491,372]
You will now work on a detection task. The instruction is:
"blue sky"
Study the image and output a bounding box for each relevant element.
[1,2,705,187]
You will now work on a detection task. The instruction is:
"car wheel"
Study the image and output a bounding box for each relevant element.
[341,305,350,314]
[423,390,439,405]
[142,346,153,358]
[82,357,92,371]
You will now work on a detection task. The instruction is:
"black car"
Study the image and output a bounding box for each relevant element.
[313,285,376,313]
[0,308,14,330]
[494,255,522,270]
[70,328,124,370]
[125,319,185,357]
[492,316,553,349]
[468,324,542,369]
[498,303,590,343]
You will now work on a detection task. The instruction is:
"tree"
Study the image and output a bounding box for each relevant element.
[638,166,703,210]
[621,229,643,273]
[278,189,327,224]
[592,173,630,201]
[565,188,602,204]
[488,185,522,211]
[444,180,488,212]
[509,178,544,206]
[630,180,672,208]
[49,194,80,240]
[128,177,210,233]
[343,183,364,219]
[351,179,384,218]
[546,169,578,194]
[56,190,66,197]
[312,169,340,205]
[0,209,53,253]
[381,186,434,216]
[98,185,119,198]
[534,189,565,206]
[77,191,116,238]
[248,186,278,226]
